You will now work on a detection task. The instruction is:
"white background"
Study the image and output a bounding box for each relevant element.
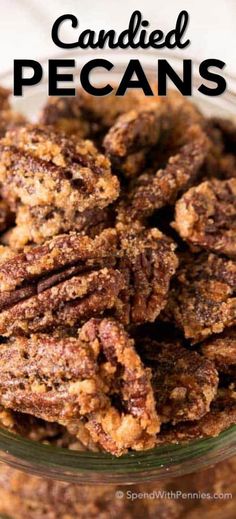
[0,0,235,79]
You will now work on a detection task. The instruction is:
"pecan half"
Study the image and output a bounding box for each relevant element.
[117,125,209,224]
[140,338,218,424]
[156,388,236,444]
[0,125,119,214]
[0,226,178,333]
[4,204,113,250]
[0,318,160,455]
[117,224,178,324]
[168,253,236,343]
[0,229,125,335]
[202,328,236,375]
[104,100,170,178]
[173,178,236,257]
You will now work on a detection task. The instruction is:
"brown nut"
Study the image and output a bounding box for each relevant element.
[140,338,218,424]
[104,100,170,178]
[40,88,145,142]
[173,178,236,258]
[0,318,160,456]
[0,225,178,333]
[117,125,209,225]
[201,328,236,375]
[0,124,119,214]
[0,229,125,335]
[167,253,236,343]
[4,204,114,250]
[156,388,236,444]
[117,224,178,324]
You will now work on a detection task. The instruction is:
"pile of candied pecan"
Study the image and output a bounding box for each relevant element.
[0,86,234,456]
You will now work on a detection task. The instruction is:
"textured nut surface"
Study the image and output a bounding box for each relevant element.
[168,253,236,343]
[156,388,236,444]
[40,87,144,141]
[0,318,160,456]
[0,125,119,214]
[140,338,218,424]
[173,178,236,257]
[0,226,178,333]
[104,102,169,177]
[202,328,236,374]
[117,127,209,224]
[117,224,178,324]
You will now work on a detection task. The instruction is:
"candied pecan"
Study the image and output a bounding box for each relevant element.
[168,253,236,343]
[0,318,160,455]
[156,388,236,444]
[173,178,236,257]
[4,204,113,250]
[201,328,236,375]
[40,96,92,140]
[140,338,218,424]
[117,224,178,324]
[0,125,119,214]
[0,331,109,423]
[0,228,127,335]
[160,91,206,153]
[0,267,124,335]
[117,125,209,224]
[0,228,117,293]
[80,318,160,455]
[0,225,178,331]
[1,393,98,451]
[40,88,144,141]
[104,100,170,178]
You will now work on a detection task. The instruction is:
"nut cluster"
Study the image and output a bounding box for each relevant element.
[0,86,234,455]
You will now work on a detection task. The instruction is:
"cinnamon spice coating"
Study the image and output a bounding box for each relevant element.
[117,224,178,324]
[140,338,218,424]
[0,318,160,456]
[168,253,236,343]
[4,204,113,250]
[173,178,236,257]
[156,388,236,444]
[0,125,119,213]
[0,228,118,293]
[0,225,178,334]
[117,126,209,224]
[201,328,236,375]
[104,102,169,177]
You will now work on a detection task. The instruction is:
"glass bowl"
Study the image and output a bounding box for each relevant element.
[0,51,235,485]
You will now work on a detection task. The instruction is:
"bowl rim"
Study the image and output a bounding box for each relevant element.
[1,423,236,484]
